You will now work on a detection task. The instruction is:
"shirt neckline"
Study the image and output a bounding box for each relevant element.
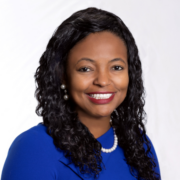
[96,126,114,149]
[96,126,113,140]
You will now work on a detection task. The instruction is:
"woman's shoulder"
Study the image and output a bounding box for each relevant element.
[14,122,48,139]
[143,133,157,155]
[143,133,161,177]
[9,122,63,158]
[14,122,49,140]
[9,123,52,151]
[1,123,63,180]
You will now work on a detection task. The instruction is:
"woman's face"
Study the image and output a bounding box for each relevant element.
[66,31,129,118]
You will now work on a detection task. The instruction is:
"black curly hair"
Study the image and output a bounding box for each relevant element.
[34,7,160,180]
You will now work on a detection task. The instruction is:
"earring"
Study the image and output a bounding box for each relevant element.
[61,84,69,100]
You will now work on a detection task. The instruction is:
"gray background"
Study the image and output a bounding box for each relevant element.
[1,0,180,179]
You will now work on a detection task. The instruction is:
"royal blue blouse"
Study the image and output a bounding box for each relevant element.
[1,123,161,180]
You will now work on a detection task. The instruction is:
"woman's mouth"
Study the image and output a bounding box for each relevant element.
[86,92,115,104]
[88,93,113,99]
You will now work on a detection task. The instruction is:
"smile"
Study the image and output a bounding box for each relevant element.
[86,92,115,104]
[89,93,113,99]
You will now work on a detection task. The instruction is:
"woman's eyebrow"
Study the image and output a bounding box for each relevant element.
[75,57,126,65]
[109,58,126,64]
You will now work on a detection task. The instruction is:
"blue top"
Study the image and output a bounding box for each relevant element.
[1,123,161,180]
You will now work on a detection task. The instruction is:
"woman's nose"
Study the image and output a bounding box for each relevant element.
[93,70,110,87]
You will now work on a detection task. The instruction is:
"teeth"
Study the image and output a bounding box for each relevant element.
[89,94,113,99]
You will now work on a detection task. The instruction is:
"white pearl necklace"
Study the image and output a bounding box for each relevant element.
[101,127,118,153]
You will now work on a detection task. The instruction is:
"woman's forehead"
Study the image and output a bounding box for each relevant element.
[68,31,128,64]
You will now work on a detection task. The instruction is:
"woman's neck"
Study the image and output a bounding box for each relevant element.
[78,112,111,139]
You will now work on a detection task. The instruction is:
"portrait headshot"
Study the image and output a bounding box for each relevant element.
[0,1,179,180]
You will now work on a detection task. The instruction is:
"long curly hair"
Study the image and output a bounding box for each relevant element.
[34,7,160,180]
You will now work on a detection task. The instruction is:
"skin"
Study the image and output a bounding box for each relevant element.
[65,31,129,138]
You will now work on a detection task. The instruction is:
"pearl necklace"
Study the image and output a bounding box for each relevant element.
[101,121,118,153]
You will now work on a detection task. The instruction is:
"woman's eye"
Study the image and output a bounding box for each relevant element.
[78,66,122,72]
[112,66,123,71]
[78,67,91,72]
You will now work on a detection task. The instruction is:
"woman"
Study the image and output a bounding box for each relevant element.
[1,7,161,180]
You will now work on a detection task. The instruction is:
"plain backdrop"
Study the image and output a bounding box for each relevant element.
[0,0,180,179]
